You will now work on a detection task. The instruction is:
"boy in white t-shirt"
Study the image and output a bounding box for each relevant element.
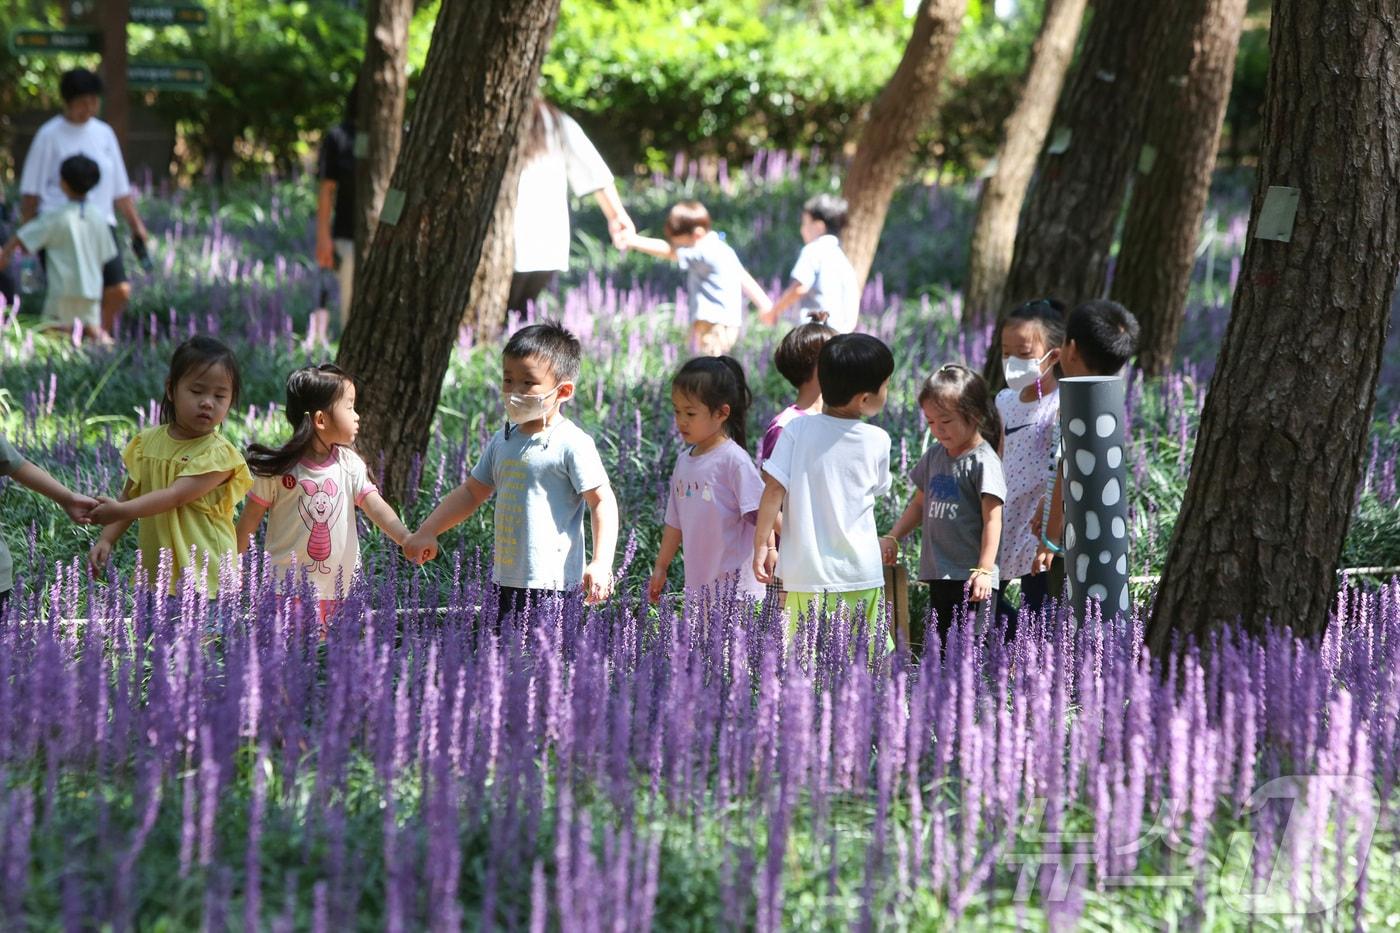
[0,155,116,340]
[753,333,895,643]
[764,193,860,334]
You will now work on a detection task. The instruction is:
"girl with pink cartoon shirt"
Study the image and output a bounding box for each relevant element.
[236,364,410,629]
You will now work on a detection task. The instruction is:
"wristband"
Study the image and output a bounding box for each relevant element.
[880,534,898,544]
[1040,536,1064,555]
[969,567,993,577]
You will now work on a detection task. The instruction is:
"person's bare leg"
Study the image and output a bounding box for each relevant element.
[101,283,130,338]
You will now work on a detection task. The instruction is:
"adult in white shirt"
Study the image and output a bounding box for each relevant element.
[19,68,149,338]
[508,99,634,312]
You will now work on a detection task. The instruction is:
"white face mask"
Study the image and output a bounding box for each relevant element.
[1002,351,1051,392]
[504,386,560,424]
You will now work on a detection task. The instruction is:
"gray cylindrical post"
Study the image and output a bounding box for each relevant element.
[1059,376,1130,621]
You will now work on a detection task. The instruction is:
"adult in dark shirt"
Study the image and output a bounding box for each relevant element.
[315,85,357,330]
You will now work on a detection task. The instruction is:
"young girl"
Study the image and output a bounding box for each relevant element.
[236,364,410,624]
[882,364,1006,654]
[995,299,1065,630]
[89,336,253,597]
[648,356,769,604]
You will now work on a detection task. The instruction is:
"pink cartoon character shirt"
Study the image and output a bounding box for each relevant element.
[298,476,345,573]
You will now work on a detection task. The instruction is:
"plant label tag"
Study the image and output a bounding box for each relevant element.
[379,188,406,226]
[353,132,369,158]
[1047,127,1072,156]
[1137,144,1157,175]
[1255,186,1300,242]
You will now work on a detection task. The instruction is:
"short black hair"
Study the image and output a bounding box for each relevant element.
[1066,300,1140,374]
[503,319,582,382]
[817,333,894,407]
[59,154,100,196]
[59,68,103,102]
[774,321,837,388]
[803,193,848,236]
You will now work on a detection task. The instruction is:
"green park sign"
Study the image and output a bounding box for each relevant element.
[7,28,102,55]
[128,59,211,93]
[130,4,208,27]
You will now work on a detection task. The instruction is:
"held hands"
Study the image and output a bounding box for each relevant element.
[401,530,439,565]
[86,496,128,526]
[608,216,636,251]
[753,545,778,585]
[581,561,614,605]
[64,491,99,524]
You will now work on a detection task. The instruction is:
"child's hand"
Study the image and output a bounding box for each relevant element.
[1029,499,1045,538]
[582,561,613,605]
[401,531,438,565]
[968,572,993,603]
[87,496,127,525]
[88,539,113,573]
[753,546,778,584]
[1032,544,1056,576]
[759,306,778,327]
[879,534,898,566]
[646,568,667,605]
[65,492,99,524]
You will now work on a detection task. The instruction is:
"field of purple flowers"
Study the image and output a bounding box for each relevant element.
[1,156,1399,926]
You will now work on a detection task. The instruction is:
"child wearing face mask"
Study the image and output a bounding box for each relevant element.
[402,321,619,624]
[993,298,1066,633]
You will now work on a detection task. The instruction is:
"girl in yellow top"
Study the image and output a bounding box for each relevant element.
[89,336,252,596]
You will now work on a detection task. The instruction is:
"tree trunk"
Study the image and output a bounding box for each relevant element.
[963,0,1088,327]
[99,0,130,150]
[337,0,562,502]
[840,0,967,292]
[1147,0,1400,652]
[465,126,528,342]
[354,0,412,267]
[1109,0,1247,376]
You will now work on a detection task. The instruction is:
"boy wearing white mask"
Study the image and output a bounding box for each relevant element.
[993,298,1065,631]
[403,321,618,622]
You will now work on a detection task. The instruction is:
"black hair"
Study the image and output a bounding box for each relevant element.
[246,364,354,476]
[817,333,894,408]
[59,154,100,197]
[1066,300,1140,374]
[1003,297,1067,350]
[803,193,849,236]
[523,97,564,164]
[59,68,103,102]
[672,356,752,450]
[343,79,360,129]
[774,321,837,389]
[160,336,241,425]
[503,319,581,382]
[918,364,1004,451]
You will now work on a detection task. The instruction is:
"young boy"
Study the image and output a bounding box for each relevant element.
[625,200,771,355]
[1030,299,1140,579]
[753,333,894,640]
[764,193,860,334]
[0,435,98,612]
[0,154,117,341]
[403,321,619,620]
[757,321,837,470]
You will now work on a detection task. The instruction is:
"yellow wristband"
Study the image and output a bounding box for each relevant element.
[969,567,993,577]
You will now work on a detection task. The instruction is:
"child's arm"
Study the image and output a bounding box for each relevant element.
[765,280,810,324]
[402,477,494,564]
[1032,471,1066,575]
[89,470,233,525]
[359,491,410,548]
[235,500,268,554]
[751,474,785,584]
[0,234,21,270]
[89,482,137,571]
[648,524,683,604]
[881,489,925,565]
[624,233,677,261]
[969,495,1003,603]
[740,268,772,315]
[8,459,98,523]
[581,483,618,605]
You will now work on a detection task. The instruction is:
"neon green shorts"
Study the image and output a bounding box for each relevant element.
[784,588,892,654]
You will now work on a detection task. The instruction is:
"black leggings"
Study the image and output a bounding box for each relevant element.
[919,580,997,656]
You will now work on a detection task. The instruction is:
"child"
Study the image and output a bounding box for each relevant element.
[0,154,117,341]
[648,356,768,605]
[757,321,837,470]
[625,200,771,355]
[753,333,894,640]
[764,194,860,334]
[882,365,1006,655]
[1031,300,1141,579]
[994,299,1065,629]
[89,336,252,597]
[0,437,97,612]
[403,321,618,621]
[236,364,411,626]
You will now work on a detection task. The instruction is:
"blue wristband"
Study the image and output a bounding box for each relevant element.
[1040,536,1063,555]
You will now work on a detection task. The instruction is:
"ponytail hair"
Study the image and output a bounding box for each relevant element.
[671,355,752,451]
[246,364,354,477]
[918,363,1003,452]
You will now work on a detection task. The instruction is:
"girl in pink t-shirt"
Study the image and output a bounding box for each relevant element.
[648,356,770,605]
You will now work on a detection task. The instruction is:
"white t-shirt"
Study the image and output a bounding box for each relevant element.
[762,413,891,592]
[248,446,377,600]
[16,202,116,303]
[19,116,131,227]
[791,234,859,334]
[514,110,614,274]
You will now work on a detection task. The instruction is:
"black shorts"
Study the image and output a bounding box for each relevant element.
[39,225,127,287]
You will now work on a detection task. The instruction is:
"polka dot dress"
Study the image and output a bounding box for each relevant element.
[995,386,1060,579]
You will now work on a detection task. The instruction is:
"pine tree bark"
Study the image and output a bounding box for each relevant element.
[1109,0,1247,376]
[1147,0,1400,651]
[354,0,412,266]
[337,0,562,502]
[465,128,528,342]
[963,0,1088,326]
[840,0,967,292]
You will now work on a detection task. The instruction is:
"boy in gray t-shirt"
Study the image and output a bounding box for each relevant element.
[0,436,98,610]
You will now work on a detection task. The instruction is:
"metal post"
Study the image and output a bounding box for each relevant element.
[1059,375,1131,621]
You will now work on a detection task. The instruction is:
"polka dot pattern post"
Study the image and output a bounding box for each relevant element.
[1059,376,1130,621]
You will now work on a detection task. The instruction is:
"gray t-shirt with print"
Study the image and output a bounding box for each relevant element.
[909,440,1007,588]
[0,437,27,593]
[470,417,609,590]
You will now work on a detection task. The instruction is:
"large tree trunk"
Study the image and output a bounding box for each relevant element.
[1147,0,1400,652]
[338,0,562,502]
[840,0,967,292]
[962,0,1088,327]
[354,0,412,267]
[1109,0,1247,376]
[465,127,528,342]
[99,0,130,150]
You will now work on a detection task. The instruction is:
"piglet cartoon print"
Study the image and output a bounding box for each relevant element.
[298,478,345,573]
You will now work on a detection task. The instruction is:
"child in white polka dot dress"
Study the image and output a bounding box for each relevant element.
[993,299,1067,631]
